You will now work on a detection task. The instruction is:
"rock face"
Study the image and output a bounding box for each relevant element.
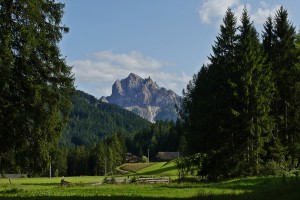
[103,73,181,122]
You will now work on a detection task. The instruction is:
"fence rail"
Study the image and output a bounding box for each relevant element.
[102,177,170,184]
[138,177,170,183]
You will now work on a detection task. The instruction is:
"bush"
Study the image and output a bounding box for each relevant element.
[102,177,117,184]
[141,156,148,163]
[130,176,138,183]
[20,174,27,178]
[4,188,23,194]
[261,160,286,175]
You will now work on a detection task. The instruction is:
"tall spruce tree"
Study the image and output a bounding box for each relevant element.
[262,15,286,165]
[182,8,238,179]
[234,8,274,175]
[202,8,239,179]
[294,34,300,167]
[262,6,299,167]
[0,1,73,174]
[262,16,276,64]
[288,32,300,167]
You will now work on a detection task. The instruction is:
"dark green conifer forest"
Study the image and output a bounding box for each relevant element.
[181,6,300,179]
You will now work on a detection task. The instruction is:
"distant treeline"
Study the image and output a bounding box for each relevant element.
[50,122,182,176]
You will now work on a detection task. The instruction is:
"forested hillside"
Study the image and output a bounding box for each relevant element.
[60,90,151,148]
[59,121,182,176]
[51,90,182,176]
[42,90,152,176]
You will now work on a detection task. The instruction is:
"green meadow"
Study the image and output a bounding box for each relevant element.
[1,162,300,200]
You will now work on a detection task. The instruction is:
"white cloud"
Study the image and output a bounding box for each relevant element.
[88,51,163,71]
[71,51,189,97]
[147,71,191,94]
[198,0,241,24]
[251,2,280,25]
[199,0,280,27]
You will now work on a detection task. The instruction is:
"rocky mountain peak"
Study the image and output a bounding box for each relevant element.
[128,72,141,80]
[125,73,143,88]
[104,73,181,122]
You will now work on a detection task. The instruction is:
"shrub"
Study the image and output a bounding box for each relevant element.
[261,160,286,175]
[130,176,138,183]
[141,156,148,163]
[4,188,23,194]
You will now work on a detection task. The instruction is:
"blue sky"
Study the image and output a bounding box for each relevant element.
[59,0,300,98]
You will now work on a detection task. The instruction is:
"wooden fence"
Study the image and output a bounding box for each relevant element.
[102,177,170,184]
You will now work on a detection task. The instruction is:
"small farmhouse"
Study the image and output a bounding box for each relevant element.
[126,153,141,163]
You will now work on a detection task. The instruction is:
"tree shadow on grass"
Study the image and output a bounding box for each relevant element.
[0,195,246,200]
[1,185,300,200]
[20,183,60,187]
[1,177,300,200]
[161,177,300,200]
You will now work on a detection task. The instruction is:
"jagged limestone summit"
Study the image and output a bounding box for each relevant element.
[101,73,181,122]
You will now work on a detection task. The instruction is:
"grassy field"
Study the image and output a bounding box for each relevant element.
[0,162,300,200]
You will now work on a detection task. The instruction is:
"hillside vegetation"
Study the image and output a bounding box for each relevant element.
[61,90,151,147]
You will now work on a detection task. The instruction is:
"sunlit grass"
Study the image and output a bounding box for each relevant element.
[118,161,178,178]
[135,161,178,177]
[0,177,250,199]
[1,169,300,199]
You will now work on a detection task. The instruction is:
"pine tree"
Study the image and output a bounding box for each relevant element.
[262,16,276,64]
[0,0,74,174]
[234,8,274,175]
[262,6,299,167]
[182,8,239,179]
[289,33,300,166]
[95,140,108,175]
[273,6,297,145]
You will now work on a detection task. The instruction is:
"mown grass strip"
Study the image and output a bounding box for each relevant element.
[119,163,155,173]
[136,162,178,176]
